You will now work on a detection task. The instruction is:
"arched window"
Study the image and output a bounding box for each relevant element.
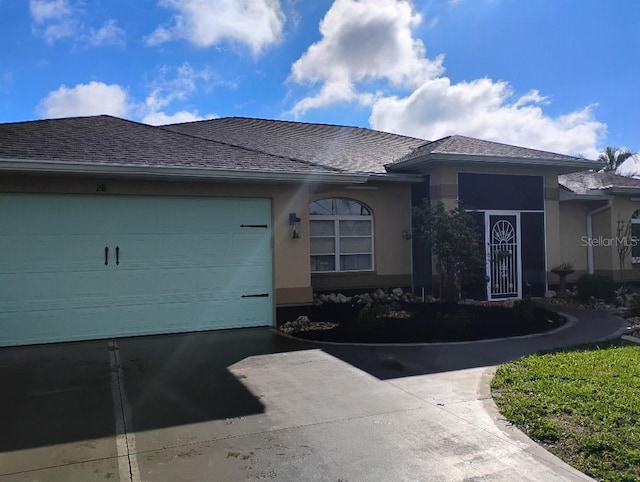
[632,210,640,264]
[309,198,373,272]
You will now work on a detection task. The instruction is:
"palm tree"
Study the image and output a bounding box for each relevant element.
[598,146,637,173]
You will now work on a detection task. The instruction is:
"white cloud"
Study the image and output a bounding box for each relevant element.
[146,0,285,55]
[86,19,125,47]
[143,63,220,110]
[141,62,228,123]
[289,0,444,116]
[29,0,70,22]
[143,110,217,125]
[29,0,76,43]
[38,81,131,118]
[145,26,173,46]
[288,0,606,158]
[369,77,606,158]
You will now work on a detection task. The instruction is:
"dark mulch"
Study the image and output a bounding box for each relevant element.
[279,302,566,343]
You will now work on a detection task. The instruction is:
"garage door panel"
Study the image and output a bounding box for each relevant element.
[0,194,273,346]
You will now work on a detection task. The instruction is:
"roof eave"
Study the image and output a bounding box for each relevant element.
[0,159,369,184]
[387,153,603,173]
[367,172,424,183]
[602,186,640,195]
[559,190,612,202]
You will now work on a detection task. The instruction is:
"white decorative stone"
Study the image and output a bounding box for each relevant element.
[544,290,557,299]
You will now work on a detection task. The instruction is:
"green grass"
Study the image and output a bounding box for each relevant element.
[491,344,640,482]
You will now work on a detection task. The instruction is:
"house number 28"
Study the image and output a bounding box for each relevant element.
[96,184,107,192]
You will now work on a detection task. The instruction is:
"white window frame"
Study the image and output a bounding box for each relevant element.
[310,200,374,273]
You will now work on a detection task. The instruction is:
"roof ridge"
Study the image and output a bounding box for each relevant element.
[166,116,427,143]
[157,124,346,173]
[448,133,582,159]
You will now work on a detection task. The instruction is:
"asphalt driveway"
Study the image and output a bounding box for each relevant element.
[0,305,628,481]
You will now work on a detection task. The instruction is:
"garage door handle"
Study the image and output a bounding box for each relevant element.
[241,293,269,298]
[115,246,120,266]
[240,224,268,228]
[104,246,109,266]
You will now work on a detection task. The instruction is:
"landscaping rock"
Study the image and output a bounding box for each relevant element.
[545,290,557,299]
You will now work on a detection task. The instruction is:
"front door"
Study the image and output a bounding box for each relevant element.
[486,212,521,300]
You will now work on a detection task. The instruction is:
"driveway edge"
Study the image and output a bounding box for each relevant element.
[480,367,596,481]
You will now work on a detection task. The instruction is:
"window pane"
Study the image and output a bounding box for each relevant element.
[335,199,371,216]
[311,255,336,272]
[339,237,371,253]
[339,220,371,236]
[309,199,334,215]
[311,238,335,254]
[340,254,372,271]
[310,220,335,236]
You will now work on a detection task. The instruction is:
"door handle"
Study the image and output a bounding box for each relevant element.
[104,246,109,266]
[116,246,120,266]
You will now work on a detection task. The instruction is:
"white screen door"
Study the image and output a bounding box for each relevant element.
[486,212,521,300]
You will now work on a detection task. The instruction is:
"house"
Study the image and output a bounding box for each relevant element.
[558,170,640,283]
[0,115,603,346]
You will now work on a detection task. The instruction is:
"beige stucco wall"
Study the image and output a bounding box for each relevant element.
[0,174,313,306]
[558,202,591,276]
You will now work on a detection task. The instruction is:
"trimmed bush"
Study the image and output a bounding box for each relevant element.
[575,273,616,303]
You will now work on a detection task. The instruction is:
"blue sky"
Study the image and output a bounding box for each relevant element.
[1,0,638,163]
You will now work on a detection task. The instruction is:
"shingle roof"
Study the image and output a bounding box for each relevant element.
[392,134,590,164]
[0,115,344,174]
[162,117,427,174]
[559,170,640,194]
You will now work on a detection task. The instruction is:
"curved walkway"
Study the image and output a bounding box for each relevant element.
[0,305,629,482]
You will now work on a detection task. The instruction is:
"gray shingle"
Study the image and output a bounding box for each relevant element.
[559,170,640,194]
[0,115,343,174]
[392,134,592,164]
[162,117,427,174]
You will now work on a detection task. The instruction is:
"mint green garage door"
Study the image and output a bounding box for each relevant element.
[0,194,273,347]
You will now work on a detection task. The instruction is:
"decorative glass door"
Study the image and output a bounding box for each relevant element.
[486,213,521,300]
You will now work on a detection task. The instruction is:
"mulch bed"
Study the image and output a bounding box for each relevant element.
[279,302,566,343]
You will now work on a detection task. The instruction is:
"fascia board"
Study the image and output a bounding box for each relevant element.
[0,159,370,184]
[387,153,603,172]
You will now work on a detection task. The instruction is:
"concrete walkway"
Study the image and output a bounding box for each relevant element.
[0,305,629,481]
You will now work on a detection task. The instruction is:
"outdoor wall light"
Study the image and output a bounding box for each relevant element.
[289,212,301,239]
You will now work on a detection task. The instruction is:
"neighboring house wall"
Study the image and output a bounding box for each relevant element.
[309,182,413,292]
[591,207,614,274]
[606,197,640,282]
[0,174,314,307]
[559,197,640,283]
[558,201,593,281]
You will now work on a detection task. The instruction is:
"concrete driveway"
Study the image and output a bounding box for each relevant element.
[0,306,628,481]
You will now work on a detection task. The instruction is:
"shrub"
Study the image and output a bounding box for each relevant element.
[575,273,616,303]
[628,293,640,316]
[436,308,474,333]
[355,303,391,331]
[512,296,536,323]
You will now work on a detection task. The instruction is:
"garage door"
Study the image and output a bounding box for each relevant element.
[0,194,273,347]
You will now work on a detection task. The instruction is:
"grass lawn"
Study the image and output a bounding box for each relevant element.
[491,344,640,482]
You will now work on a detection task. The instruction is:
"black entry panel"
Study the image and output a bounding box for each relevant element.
[521,212,546,296]
[458,173,544,210]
